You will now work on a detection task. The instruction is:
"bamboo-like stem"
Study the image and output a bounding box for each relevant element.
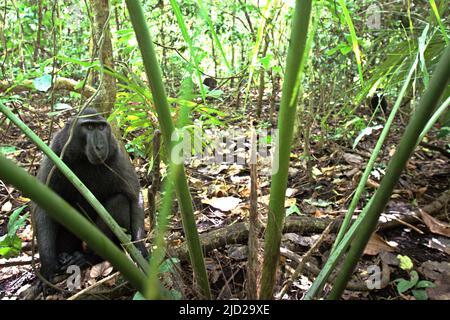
[125,0,211,299]
[259,0,312,299]
[328,45,450,299]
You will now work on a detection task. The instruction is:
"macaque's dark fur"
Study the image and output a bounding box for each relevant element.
[370,92,389,114]
[33,108,147,283]
[203,77,218,89]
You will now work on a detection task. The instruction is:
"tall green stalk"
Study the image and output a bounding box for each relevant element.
[337,0,364,85]
[196,0,231,71]
[0,155,150,296]
[146,77,194,299]
[418,95,450,143]
[242,0,275,112]
[429,0,449,45]
[331,55,419,252]
[125,0,211,299]
[259,0,312,300]
[169,0,206,101]
[328,45,450,299]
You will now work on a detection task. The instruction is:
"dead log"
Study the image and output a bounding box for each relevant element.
[0,77,96,97]
[171,189,450,261]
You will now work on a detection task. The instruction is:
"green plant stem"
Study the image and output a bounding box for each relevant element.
[338,0,363,85]
[243,0,275,112]
[259,0,312,300]
[328,45,450,299]
[0,155,149,296]
[196,0,231,71]
[304,198,373,299]
[418,95,450,143]
[169,0,206,101]
[125,0,211,299]
[331,55,419,252]
[147,78,194,299]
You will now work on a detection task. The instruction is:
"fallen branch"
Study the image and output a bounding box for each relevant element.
[0,77,96,98]
[279,247,390,292]
[171,189,450,261]
[67,271,122,300]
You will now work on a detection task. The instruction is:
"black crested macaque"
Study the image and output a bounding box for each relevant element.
[33,108,148,285]
[203,77,218,90]
[369,91,389,114]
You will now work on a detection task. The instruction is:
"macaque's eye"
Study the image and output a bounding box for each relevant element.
[98,124,106,131]
[87,123,95,130]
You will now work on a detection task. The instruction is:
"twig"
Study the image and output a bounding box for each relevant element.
[246,127,259,299]
[67,271,120,300]
[278,220,335,298]
[148,130,161,232]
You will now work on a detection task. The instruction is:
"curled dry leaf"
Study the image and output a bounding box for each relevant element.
[90,261,113,279]
[1,201,12,212]
[202,197,242,212]
[421,210,450,237]
[418,261,450,300]
[343,153,364,165]
[364,233,396,256]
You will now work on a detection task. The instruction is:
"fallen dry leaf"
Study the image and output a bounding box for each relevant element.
[202,197,242,212]
[90,261,113,278]
[17,196,30,203]
[1,201,12,212]
[364,233,396,256]
[418,261,450,300]
[239,186,251,198]
[285,188,298,197]
[226,164,243,176]
[313,210,324,217]
[285,198,296,207]
[343,153,364,165]
[421,210,450,237]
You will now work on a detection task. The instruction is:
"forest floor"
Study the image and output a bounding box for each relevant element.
[1,92,449,300]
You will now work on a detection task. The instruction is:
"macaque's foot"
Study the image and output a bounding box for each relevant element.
[58,251,89,272]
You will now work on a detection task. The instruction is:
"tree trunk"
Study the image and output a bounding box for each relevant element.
[89,0,116,116]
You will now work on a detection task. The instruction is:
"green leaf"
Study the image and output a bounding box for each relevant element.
[0,146,18,155]
[286,204,301,217]
[205,89,224,99]
[339,45,352,55]
[132,291,146,300]
[33,74,52,92]
[167,289,182,300]
[54,103,72,111]
[397,255,414,270]
[272,65,283,74]
[159,257,180,273]
[325,47,340,56]
[7,205,27,238]
[0,234,22,258]
[437,127,450,138]
[411,289,428,300]
[57,55,98,68]
[344,116,364,128]
[304,198,332,208]
[415,280,435,289]
[396,278,416,294]
[409,270,419,287]
[259,54,273,70]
